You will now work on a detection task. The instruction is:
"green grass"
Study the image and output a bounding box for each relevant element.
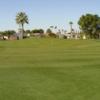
[0,38,100,100]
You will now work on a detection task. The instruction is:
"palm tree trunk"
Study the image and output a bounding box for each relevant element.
[21,23,24,38]
[70,24,73,38]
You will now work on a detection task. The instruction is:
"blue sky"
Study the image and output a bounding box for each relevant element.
[0,0,100,31]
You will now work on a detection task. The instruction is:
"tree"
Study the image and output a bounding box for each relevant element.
[16,12,29,36]
[0,30,15,36]
[4,30,16,36]
[32,29,44,34]
[46,28,52,34]
[39,29,44,34]
[69,21,73,32]
[46,28,56,38]
[50,26,58,34]
[78,14,100,38]
[25,30,31,34]
[50,26,54,29]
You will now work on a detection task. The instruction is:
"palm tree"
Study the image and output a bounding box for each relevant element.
[16,12,29,35]
[69,21,73,32]
[50,26,58,34]
[69,21,73,38]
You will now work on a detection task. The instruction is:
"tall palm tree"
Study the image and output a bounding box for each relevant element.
[16,12,29,35]
[69,21,73,38]
[69,21,73,32]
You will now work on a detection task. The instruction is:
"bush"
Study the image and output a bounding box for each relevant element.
[47,32,57,38]
[32,29,44,34]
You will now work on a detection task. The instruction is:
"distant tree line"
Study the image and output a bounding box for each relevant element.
[0,30,16,36]
[31,29,44,34]
[1,12,100,40]
[15,12,100,39]
[24,29,43,33]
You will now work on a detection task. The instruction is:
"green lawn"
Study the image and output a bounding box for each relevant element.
[0,38,100,100]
